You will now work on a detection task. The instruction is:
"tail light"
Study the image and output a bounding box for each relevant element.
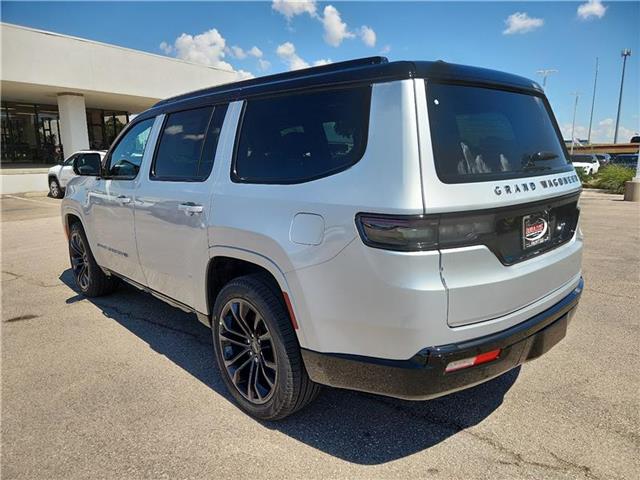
[356,212,494,252]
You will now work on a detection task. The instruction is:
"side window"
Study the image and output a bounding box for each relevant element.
[197,104,228,179]
[152,107,212,180]
[151,104,227,181]
[63,155,76,166]
[233,86,371,183]
[107,118,154,178]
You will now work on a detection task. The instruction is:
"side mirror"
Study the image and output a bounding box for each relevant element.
[76,165,100,175]
[73,155,101,176]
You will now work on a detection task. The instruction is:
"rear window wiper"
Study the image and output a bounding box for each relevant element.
[531,151,558,162]
[522,151,558,170]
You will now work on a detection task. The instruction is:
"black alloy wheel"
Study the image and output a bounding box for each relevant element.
[70,229,91,291]
[212,274,321,420]
[67,222,118,297]
[217,298,277,404]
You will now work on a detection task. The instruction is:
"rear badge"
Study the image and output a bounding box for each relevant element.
[522,212,550,249]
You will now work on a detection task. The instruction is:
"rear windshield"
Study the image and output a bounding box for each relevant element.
[426,82,572,184]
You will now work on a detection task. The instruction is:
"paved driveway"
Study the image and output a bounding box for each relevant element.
[1,191,638,479]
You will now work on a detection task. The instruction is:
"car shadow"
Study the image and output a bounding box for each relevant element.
[59,269,520,465]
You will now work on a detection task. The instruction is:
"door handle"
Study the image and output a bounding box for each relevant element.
[116,195,131,205]
[178,202,204,216]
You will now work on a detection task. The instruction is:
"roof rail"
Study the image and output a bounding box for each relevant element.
[154,56,389,107]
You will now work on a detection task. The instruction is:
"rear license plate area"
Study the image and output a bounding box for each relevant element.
[522,211,550,249]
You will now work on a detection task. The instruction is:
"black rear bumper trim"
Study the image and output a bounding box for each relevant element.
[301,277,583,400]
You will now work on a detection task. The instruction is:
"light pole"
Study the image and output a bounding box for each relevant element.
[587,57,599,145]
[570,92,580,154]
[614,49,632,143]
[536,69,558,89]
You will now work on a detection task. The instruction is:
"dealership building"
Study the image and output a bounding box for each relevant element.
[1,22,237,167]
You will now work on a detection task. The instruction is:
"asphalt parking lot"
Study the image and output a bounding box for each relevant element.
[1,190,638,479]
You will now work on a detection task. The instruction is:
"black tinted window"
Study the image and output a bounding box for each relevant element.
[198,104,228,179]
[108,119,154,178]
[426,82,571,183]
[571,155,595,163]
[153,107,213,180]
[234,87,371,183]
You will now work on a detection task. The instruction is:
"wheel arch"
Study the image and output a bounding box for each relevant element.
[61,209,86,241]
[205,247,304,343]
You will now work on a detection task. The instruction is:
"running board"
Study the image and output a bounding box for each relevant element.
[103,269,211,328]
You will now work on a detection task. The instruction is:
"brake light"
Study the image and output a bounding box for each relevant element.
[355,213,494,252]
[445,349,501,373]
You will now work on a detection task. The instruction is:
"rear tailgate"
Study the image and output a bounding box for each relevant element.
[439,192,582,326]
[415,78,583,327]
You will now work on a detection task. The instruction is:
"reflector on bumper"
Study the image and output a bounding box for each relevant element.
[445,349,501,373]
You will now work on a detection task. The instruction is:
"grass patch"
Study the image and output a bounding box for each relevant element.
[578,165,636,194]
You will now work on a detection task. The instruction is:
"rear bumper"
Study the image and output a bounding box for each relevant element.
[301,277,583,400]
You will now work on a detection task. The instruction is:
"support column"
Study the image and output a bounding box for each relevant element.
[623,154,640,202]
[57,93,89,158]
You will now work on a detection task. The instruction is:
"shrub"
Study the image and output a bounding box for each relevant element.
[591,165,636,194]
[575,167,591,184]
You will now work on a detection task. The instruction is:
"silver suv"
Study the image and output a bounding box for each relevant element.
[61,57,584,420]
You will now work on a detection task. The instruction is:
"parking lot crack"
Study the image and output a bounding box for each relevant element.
[2,270,62,288]
[464,430,603,480]
[368,396,604,479]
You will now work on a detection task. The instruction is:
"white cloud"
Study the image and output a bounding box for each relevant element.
[248,46,263,58]
[228,45,247,59]
[503,12,544,35]
[272,0,317,20]
[276,41,310,70]
[322,5,355,47]
[258,58,271,71]
[159,41,173,54]
[560,118,638,143]
[236,69,255,80]
[577,0,607,20]
[276,42,330,71]
[168,28,232,70]
[359,26,376,48]
[273,1,378,48]
[160,28,260,80]
[313,58,332,66]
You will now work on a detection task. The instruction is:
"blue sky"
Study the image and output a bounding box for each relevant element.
[2,1,639,142]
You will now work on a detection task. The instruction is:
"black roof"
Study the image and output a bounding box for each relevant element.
[141,56,542,119]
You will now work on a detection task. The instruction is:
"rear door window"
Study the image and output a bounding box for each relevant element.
[151,105,228,181]
[426,82,572,183]
[233,86,371,184]
[152,107,213,181]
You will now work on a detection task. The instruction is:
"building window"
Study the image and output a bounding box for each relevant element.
[0,102,131,165]
[87,109,130,150]
[1,102,63,165]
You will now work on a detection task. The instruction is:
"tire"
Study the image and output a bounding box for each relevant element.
[49,177,64,198]
[212,274,320,420]
[68,222,119,297]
